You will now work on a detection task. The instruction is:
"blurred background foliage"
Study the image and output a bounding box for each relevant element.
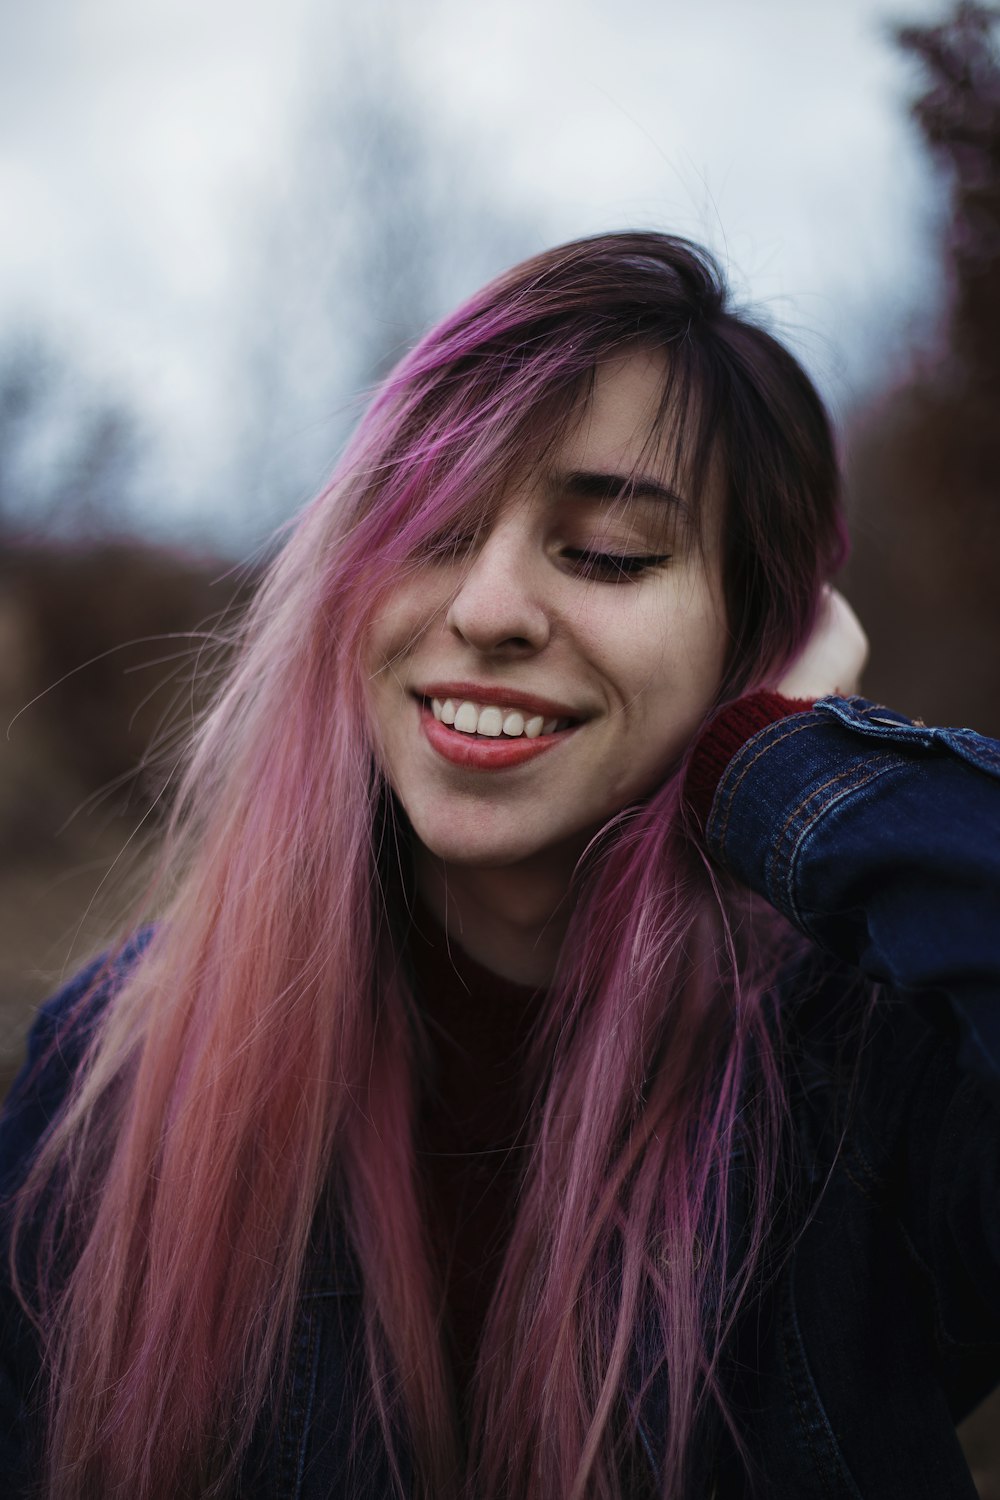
[2,0,999,1026]
[1,3,1000,1485]
[846,2,1000,732]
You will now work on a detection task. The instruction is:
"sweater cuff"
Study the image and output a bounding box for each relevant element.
[685,691,816,829]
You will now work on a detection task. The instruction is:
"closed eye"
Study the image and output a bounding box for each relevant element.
[563,549,672,582]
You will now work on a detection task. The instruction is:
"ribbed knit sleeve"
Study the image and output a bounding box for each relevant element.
[685,690,816,829]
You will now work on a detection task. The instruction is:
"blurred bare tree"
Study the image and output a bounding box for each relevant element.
[846,12,1000,1492]
[0,335,143,539]
[232,0,532,525]
[845,1,1000,734]
[902,1,1000,384]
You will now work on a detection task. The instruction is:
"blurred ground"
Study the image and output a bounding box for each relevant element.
[0,538,256,1091]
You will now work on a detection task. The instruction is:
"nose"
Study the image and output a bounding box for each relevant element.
[444,515,551,656]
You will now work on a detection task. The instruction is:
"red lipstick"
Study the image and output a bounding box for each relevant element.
[419,702,577,770]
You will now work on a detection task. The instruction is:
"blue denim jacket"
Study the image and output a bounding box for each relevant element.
[1,696,998,1497]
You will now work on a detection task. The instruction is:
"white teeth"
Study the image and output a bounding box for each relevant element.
[453,701,480,733]
[427,696,571,740]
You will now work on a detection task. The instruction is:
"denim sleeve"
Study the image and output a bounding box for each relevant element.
[705,695,1000,1085]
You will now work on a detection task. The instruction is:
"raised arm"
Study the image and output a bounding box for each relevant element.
[687,589,1000,1083]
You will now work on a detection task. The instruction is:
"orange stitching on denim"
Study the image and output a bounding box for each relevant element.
[775,761,890,853]
[773,761,896,925]
[712,718,820,845]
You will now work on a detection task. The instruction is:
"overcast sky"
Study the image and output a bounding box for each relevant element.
[0,0,953,545]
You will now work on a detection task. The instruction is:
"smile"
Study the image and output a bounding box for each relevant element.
[418,698,579,771]
[429,697,573,739]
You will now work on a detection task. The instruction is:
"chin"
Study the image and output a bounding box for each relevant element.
[415,827,547,870]
[410,806,603,874]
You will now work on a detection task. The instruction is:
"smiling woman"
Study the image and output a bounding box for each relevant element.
[2,232,999,1500]
[365,349,731,980]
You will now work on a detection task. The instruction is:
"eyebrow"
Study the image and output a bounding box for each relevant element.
[557,468,691,515]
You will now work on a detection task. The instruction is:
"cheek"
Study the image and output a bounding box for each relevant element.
[365,577,444,676]
[367,596,415,667]
[617,596,726,700]
[361,596,424,758]
[614,597,727,750]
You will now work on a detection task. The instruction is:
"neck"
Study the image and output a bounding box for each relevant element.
[414,847,578,987]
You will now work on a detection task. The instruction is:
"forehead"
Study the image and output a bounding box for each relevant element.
[557,347,676,474]
[535,346,717,540]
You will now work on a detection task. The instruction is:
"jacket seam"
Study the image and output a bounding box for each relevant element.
[780,1264,864,1499]
[713,718,821,848]
[778,759,901,931]
[894,1218,997,1358]
[277,1304,320,1500]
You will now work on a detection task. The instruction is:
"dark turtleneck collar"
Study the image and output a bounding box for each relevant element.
[406,899,545,1152]
[405,898,546,1399]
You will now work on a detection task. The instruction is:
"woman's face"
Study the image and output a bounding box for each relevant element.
[365,348,729,875]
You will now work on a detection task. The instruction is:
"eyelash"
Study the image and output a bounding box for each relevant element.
[420,534,671,583]
[562,549,672,581]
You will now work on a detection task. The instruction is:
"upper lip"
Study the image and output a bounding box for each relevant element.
[416,681,587,721]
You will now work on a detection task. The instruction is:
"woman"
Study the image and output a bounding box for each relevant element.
[1,231,997,1500]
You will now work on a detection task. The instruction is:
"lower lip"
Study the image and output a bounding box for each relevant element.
[419,702,578,770]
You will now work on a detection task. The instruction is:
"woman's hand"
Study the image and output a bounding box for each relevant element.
[776,586,869,701]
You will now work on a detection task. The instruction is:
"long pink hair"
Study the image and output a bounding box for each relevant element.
[11,232,846,1498]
